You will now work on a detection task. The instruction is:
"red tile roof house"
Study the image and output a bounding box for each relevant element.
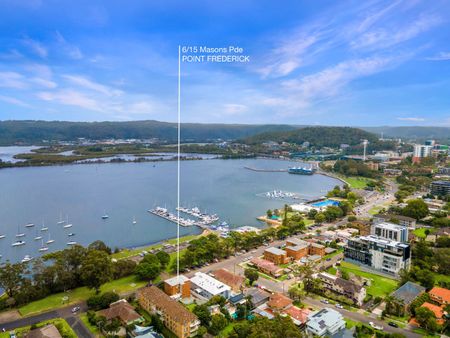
[212,268,245,292]
[429,286,450,306]
[98,299,143,335]
[254,293,311,326]
[409,302,446,326]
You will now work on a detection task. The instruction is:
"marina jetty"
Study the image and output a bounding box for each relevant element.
[244,166,287,172]
[148,206,219,229]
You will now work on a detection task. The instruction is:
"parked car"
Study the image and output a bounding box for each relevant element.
[71,306,81,313]
[321,299,329,304]
[369,322,383,330]
[388,322,398,328]
[335,303,343,309]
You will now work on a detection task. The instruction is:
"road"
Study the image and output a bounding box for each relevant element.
[0,302,93,337]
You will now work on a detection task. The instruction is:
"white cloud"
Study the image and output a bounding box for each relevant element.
[351,14,442,50]
[22,37,48,58]
[0,95,30,107]
[223,104,248,115]
[55,31,83,60]
[0,72,27,89]
[426,52,450,61]
[63,74,122,96]
[396,117,425,122]
[30,77,57,88]
[36,89,103,112]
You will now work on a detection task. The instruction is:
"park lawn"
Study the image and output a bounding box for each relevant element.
[0,318,76,338]
[337,262,397,297]
[304,219,315,226]
[432,272,450,284]
[342,176,373,189]
[344,318,359,329]
[413,227,434,239]
[80,313,102,337]
[368,205,385,215]
[111,234,199,260]
[19,275,146,316]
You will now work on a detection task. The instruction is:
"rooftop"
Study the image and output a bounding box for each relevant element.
[283,306,311,325]
[307,308,344,332]
[429,286,450,304]
[250,257,282,274]
[267,293,292,310]
[164,275,190,287]
[374,214,415,222]
[391,282,426,305]
[286,244,308,251]
[139,286,198,324]
[265,247,286,256]
[98,299,142,323]
[310,242,325,249]
[190,272,231,296]
[287,238,309,246]
[373,221,408,231]
[244,287,271,305]
[358,235,410,248]
[213,268,244,289]
[26,324,62,338]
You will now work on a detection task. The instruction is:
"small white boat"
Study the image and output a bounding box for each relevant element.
[16,233,25,238]
[102,214,109,219]
[38,240,49,252]
[63,223,73,228]
[132,216,137,225]
[12,240,26,247]
[57,212,65,225]
[34,235,43,240]
[67,241,77,245]
[0,234,5,239]
[68,232,75,237]
[41,226,48,231]
[25,223,34,228]
[46,233,55,244]
[21,255,33,263]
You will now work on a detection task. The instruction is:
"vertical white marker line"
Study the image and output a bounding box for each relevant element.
[177,45,181,290]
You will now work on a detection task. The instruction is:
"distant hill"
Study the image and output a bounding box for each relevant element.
[363,126,450,143]
[244,126,379,148]
[0,120,297,145]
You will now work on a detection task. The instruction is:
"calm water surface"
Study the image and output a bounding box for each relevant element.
[0,158,340,263]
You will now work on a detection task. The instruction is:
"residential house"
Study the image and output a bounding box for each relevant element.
[254,293,310,326]
[263,247,288,265]
[190,272,231,299]
[138,286,200,338]
[317,272,366,306]
[164,275,191,298]
[309,243,326,256]
[429,286,450,306]
[25,325,62,338]
[250,257,283,277]
[306,308,346,336]
[98,299,143,326]
[212,268,245,293]
[390,282,426,313]
[244,288,271,308]
[410,302,446,326]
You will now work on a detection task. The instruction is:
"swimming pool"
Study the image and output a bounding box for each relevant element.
[311,199,340,207]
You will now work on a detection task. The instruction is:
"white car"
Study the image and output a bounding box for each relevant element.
[335,303,343,309]
[369,322,383,330]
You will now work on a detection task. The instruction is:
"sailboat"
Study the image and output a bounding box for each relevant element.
[40,221,48,232]
[38,239,48,252]
[34,230,43,241]
[12,240,25,247]
[0,234,5,239]
[16,225,25,237]
[57,212,65,225]
[68,232,75,237]
[46,233,55,244]
[63,216,73,228]
[132,216,137,224]
[25,223,34,228]
[101,210,109,219]
[67,241,77,245]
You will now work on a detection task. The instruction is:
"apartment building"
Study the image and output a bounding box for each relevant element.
[371,222,409,242]
[138,286,200,338]
[263,247,288,265]
[317,272,366,306]
[373,214,416,229]
[344,235,411,276]
[164,275,191,298]
[190,272,231,299]
[430,181,450,196]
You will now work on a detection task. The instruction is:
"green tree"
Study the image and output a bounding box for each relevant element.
[0,262,27,298]
[80,250,113,292]
[402,199,429,220]
[209,314,228,335]
[266,209,273,218]
[314,212,326,224]
[193,304,211,327]
[135,254,161,280]
[156,251,170,269]
[415,306,439,332]
[244,268,259,286]
[88,240,112,254]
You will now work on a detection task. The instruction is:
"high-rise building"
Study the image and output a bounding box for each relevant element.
[371,222,409,242]
[430,181,450,196]
[413,144,433,163]
[344,235,411,276]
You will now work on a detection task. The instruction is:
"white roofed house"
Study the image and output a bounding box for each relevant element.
[190,272,231,300]
[306,308,345,337]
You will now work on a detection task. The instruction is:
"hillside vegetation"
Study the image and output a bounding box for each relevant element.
[244,126,379,148]
[0,120,297,145]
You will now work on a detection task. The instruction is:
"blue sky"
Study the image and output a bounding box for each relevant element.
[0,0,449,126]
